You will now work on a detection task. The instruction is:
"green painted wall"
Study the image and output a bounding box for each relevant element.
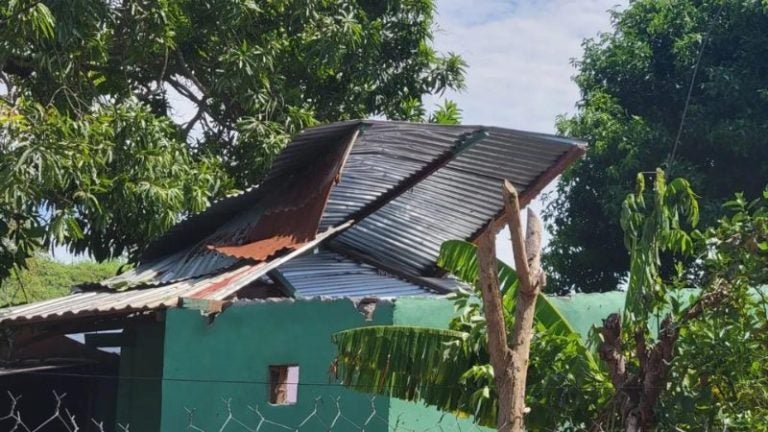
[548,292,626,340]
[159,299,394,431]
[391,297,494,432]
[116,293,630,431]
[115,320,165,431]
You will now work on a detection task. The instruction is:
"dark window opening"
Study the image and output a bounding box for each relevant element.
[268,365,299,405]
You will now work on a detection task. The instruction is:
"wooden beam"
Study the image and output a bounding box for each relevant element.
[266,270,297,297]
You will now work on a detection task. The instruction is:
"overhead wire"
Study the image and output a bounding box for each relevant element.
[665,1,726,171]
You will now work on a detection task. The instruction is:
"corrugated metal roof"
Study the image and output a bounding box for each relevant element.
[127,120,582,289]
[0,245,437,326]
[0,262,286,325]
[0,120,585,326]
[319,122,473,230]
[0,227,352,325]
[276,250,437,298]
[327,122,583,274]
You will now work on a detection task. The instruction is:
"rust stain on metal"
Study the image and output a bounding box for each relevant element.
[211,134,353,262]
[187,265,254,299]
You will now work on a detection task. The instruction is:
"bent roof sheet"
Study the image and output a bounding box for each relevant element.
[324,122,583,274]
[101,120,583,291]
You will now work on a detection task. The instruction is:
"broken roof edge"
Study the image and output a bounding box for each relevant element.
[0,239,446,328]
[140,121,365,262]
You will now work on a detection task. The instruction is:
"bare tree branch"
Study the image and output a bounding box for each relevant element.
[175,49,210,98]
[166,76,227,128]
[502,180,544,432]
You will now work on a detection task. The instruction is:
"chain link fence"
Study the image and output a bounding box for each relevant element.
[0,391,489,432]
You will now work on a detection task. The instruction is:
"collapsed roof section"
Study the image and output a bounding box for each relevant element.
[0,120,585,327]
[113,120,583,287]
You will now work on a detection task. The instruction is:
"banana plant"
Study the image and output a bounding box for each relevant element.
[332,240,609,429]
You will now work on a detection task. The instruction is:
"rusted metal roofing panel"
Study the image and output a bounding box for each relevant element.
[211,133,353,262]
[0,263,264,325]
[100,248,240,290]
[118,127,359,289]
[275,250,436,298]
[141,121,361,262]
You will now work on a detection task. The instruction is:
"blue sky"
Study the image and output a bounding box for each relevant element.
[54,0,625,264]
[428,0,623,131]
[425,0,625,263]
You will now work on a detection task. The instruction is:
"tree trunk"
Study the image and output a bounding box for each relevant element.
[503,181,544,432]
[475,180,543,432]
[595,314,679,432]
[476,231,515,432]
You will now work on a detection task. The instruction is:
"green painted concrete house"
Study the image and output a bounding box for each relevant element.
[118,297,480,430]
[0,121,595,431]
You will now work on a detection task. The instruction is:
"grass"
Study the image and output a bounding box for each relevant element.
[0,256,123,308]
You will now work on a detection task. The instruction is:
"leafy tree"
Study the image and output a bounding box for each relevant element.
[0,0,465,281]
[545,0,768,293]
[592,170,768,431]
[658,186,768,430]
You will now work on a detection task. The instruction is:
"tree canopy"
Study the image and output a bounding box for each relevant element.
[0,0,465,281]
[544,0,768,293]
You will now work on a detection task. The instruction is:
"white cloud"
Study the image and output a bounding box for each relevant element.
[431,0,623,131]
[427,0,626,264]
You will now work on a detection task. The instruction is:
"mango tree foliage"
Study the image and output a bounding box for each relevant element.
[0,99,226,280]
[0,0,465,281]
[545,0,768,293]
[1,0,465,186]
[332,240,609,429]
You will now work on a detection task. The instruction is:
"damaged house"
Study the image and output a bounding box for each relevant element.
[0,120,585,431]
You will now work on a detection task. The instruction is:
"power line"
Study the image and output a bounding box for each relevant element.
[16,369,768,390]
[666,2,726,170]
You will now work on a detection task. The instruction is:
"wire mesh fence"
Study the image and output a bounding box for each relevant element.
[0,391,128,432]
[0,391,491,432]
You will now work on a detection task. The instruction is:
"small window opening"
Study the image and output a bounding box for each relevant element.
[269,365,299,405]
